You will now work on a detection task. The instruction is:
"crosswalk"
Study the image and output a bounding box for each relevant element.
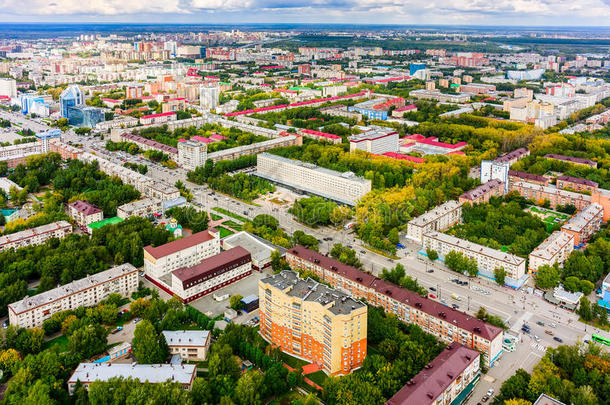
[531,342,546,352]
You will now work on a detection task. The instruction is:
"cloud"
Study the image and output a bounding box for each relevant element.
[1,0,610,23]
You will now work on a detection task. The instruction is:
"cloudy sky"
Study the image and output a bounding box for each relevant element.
[0,0,610,26]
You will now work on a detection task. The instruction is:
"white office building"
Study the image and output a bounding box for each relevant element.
[162,330,211,361]
[255,152,371,206]
[349,129,399,154]
[9,263,138,328]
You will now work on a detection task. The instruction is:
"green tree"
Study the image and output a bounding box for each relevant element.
[494,267,507,286]
[426,249,438,261]
[577,297,594,322]
[535,265,561,290]
[230,295,244,311]
[132,320,169,363]
[68,324,108,359]
[233,370,265,405]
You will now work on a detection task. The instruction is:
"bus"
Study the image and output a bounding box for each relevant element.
[592,334,610,346]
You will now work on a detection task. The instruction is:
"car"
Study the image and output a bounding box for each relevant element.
[534,335,541,342]
[361,250,366,254]
[452,304,459,309]
[462,281,469,286]
[550,322,557,328]
[429,294,437,299]
[427,269,434,273]
[133,318,142,324]
[545,330,554,335]
[536,321,545,326]
[487,388,495,396]
[429,287,437,291]
[482,395,489,402]
[554,337,563,343]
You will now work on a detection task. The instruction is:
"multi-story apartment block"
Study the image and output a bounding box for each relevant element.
[561,203,603,245]
[544,153,597,168]
[68,200,103,228]
[285,246,503,367]
[406,200,463,243]
[143,229,220,280]
[298,129,342,144]
[422,231,526,284]
[0,220,72,251]
[459,179,505,204]
[117,198,163,219]
[167,247,252,303]
[349,129,399,154]
[556,175,598,193]
[529,230,574,274]
[68,363,196,394]
[509,170,549,187]
[255,152,371,206]
[139,111,177,125]
[259,270,367,375]
[120,132,178,159]
[178,139,208,170]
[162,330,211,361]
[510,181,591,210]
[0,141,43,167]
[9,263,138,328]
[386,342,481,405]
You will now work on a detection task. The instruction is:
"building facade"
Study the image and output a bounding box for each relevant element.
[510,181,591,210]
[162,330,211,361]
[285,246,503,367]
[60,85,83,118]
[117,198,163,219]
[0,220,72,251]
[349,129,399,154]
[561,203,604,245]
[68,200,103,228]
[259,270,367,375]
[406,200,462,243]
[528,231,574,274]
[178,139,208,170]
[9,263,138,328]
[459,179,505,204]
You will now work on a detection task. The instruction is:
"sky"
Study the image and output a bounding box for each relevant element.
[1,0,610,26]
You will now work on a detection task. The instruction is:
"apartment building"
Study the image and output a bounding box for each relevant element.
[117,198,163,219]
[544,154,597,168]
[177,139,208,170]
[561,203,603,245]
[386,342,481,405]
[406,200,462,243]
[0,141,43,167]
[143,229,220,280]
[259,270,367,375]
[459,179,505,204]
[422,231,526,284]
[349,129,399,154]
[528,231,574,274]
[119,132,178,159]
[298,129,342,144]
[510,181,591,210]
[167,247,252,303]
[256,152,372,206]
[9,263,138,328]
[68,363,196,393]
[410,89,471,103]
[68,200,103,228]
[162,330,211,361]
[139,111,177,125]
[556,175,598,193]
[0,220,72,251]
[285,246,503,367]
[509,170,548,187]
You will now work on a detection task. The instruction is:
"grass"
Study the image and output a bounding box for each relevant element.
[280,351,310,369]
[43,334,69,352]
[216,226,235,238]
[212,207,249,222]
[364,245,400,260]
[306,370,328,386]
[268,391,310,404]
[223,220,243,230]
[210,213,223,221]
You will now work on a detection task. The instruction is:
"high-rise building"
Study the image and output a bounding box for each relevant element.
[59,85,83,118]
[178,139,208,170]
[200,85,219,110]
[0,78,17,97]
[259,270,367,375]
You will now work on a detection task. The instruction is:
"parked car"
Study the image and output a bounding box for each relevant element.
[429,287,437,291]
[429,294,437,299]
[545,330,554,335]
[536,321,545,326]
[554,337,563,343]
[482,395,489,402]
[133,318,142,324]
[427,269,434,273]
[534,335,541,342]
[452,304,459,309]
[487,388,495,396]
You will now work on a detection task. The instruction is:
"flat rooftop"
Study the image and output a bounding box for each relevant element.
[144,229,216,260]
[0,220,71,247]
[409,200,462,228]
[162,330,210,347]
[68,363,196,385]
[561,203,603,233]
[529,231,574,260]
[222,231,286,264]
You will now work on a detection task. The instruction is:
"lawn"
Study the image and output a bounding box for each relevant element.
[306,370,328,387]
[210,213,223,221]
[280,351,310,369]
[43,334,69,352]
[224,220,243,230]
[212,207,249,222]
[216,226,235,238]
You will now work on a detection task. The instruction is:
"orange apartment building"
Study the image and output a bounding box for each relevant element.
[459,179,505,205]
[560,203,603,245]
[259,270,367,375]
[510,181,591,210]
[285,246,503,368]
[556,175,598,194]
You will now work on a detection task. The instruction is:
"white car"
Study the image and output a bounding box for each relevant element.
[487,388,495,396]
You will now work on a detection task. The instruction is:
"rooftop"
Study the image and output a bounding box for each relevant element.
[144,229,217,260]
[9,263,137,315]
[460,179,503,201]
[162,330,210,347]
[409,200,462,228]
[386,342,480,405]
[561,203,603,233]
[0,220,72,247]
[171,246,251,287]
[69,200,102,216]
[509,170,547,184]
[222,231,286,264]
[88,216,124,230]
[544,153,596,167]
[529,231,574,260]
[68,363,196,385]
[557,175,598,188]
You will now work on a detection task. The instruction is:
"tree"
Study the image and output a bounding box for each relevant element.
[233,370,265,405]
[209,344,240,381]
[535,265,561,290]
[68,324,108,359]
[230,295,245,311]
[494,267,507,286]
[496,368,532,403]
[132,320,169,363]
[380,264,405,285]
[426,249,438,261]
[578,297,594,322]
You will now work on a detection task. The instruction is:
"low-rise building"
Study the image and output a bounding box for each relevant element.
[459,179,504,204]
[556,175,598,193]
[298,129,342,144]
[162,330,211,361]
[528,231,574,273]
[406,200,462,243]
[139,111,177,125]
[544,153,597,168]
[68,363,197,393]
[285,246,504,367]
[561,203,603,245]
[255,152,372,206]
[0,220,72,251]
[68,200,103,228]
[510,181,591,210]
[9,263,138,328]
[422,231,526,285]
[349,129,399,154]
[143,229,220,280]
[509,170,548,187]
[259,270,367,375]
[386,342,481,405]
[222,231,285,271]
[117,198,163,219]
